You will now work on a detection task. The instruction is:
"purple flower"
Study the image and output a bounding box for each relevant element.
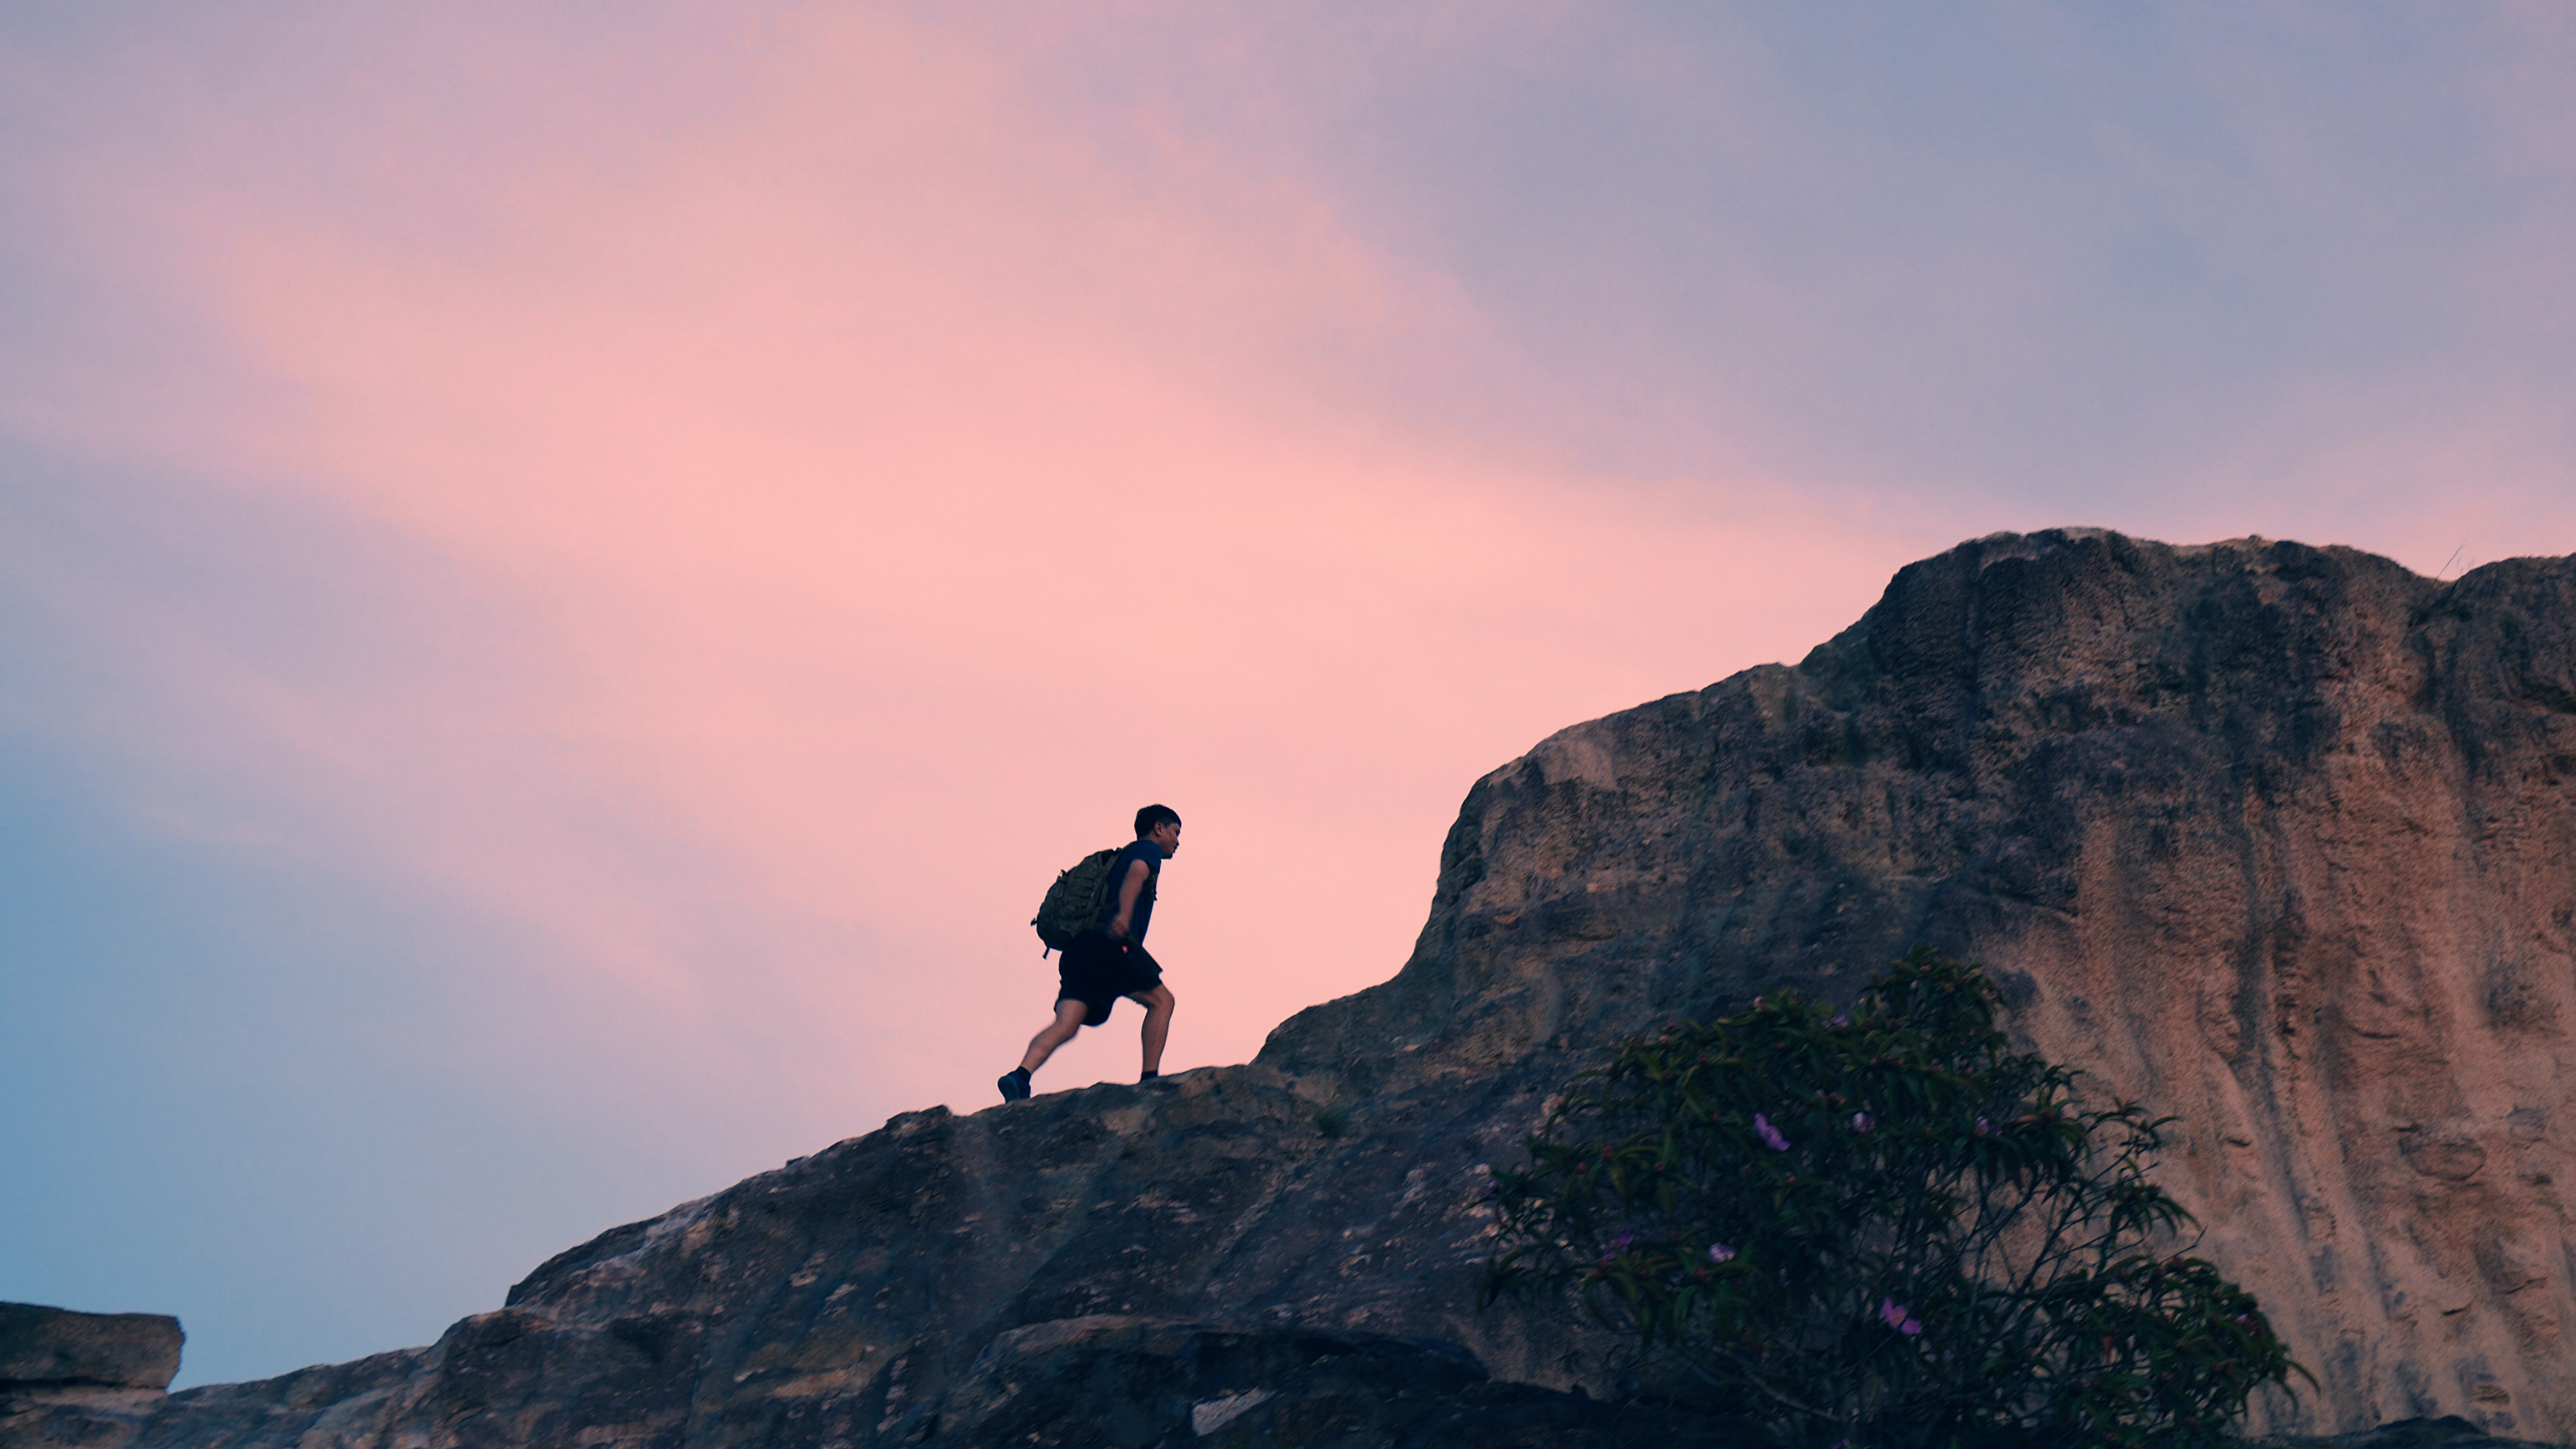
[1753,1113,1792,1152]
[1708,1242,1735,1263]
[1850,1111,1876,1133]
[1829,1014,1850,1029]
[1974,1116,1993,1137]
[1880,1297,1925,1336]
[1609,1232,1634,1252]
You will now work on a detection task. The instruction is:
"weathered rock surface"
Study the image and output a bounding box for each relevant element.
[1,1305,184,1449]
[1264,529,2576,1440]
[107,1080,1663,1449]
[0,1306,182,1394]
[29,530,2576,1448]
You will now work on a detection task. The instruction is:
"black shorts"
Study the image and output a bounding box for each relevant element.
[1057,934,1164,1026]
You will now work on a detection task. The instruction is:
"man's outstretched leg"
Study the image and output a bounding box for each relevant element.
[1001,999,1088,1102]
[1131,983,1175,1082]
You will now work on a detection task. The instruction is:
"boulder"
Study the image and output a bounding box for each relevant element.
[0,1303,184,1449]
[0,1306,181,1392]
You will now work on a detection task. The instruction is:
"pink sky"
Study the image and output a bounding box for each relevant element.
[5,1,2573,1385]
[3,3,1927,1097]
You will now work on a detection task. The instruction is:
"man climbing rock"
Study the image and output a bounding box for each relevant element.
[1000,805,1181,1102]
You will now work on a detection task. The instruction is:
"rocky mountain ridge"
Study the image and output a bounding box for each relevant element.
[15,529,2574,1448]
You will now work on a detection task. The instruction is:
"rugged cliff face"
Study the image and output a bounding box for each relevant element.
[1267,529,2576,1439]
[52,530,2576,1448]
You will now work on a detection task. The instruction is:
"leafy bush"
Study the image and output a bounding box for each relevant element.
[1480,949,2302,1448]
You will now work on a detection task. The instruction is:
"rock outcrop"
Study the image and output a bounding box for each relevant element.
[1266,529,2576,1439]
[91,1081,1720,1448]
[0,1304,184,1449]
[29,530,2576,1448]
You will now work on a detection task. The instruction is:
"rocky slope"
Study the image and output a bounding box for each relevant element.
[96,1080,1711,1449]
[34,529,2576,1448]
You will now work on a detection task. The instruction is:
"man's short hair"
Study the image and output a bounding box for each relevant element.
[1135,804,1181,838]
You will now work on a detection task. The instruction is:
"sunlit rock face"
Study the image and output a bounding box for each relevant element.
[91,530,2576,1448]
[1266,528,2576,1440]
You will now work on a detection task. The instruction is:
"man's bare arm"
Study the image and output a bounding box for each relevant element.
[1108,860,1150,938]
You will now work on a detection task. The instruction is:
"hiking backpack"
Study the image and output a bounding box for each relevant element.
[1032,847,1120,954]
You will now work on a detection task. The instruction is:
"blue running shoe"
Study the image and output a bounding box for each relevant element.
[998,1069,1032,1103]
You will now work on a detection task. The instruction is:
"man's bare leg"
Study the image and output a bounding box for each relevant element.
[1020,999,1089,1075]
[1131,983,1175,1077]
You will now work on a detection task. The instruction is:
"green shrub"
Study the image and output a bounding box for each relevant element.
[1479,949,2302,1448]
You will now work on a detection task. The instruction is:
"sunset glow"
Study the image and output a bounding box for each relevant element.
[5,2,2573,1385]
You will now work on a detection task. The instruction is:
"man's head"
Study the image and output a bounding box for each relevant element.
[1135,803,1182,857]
